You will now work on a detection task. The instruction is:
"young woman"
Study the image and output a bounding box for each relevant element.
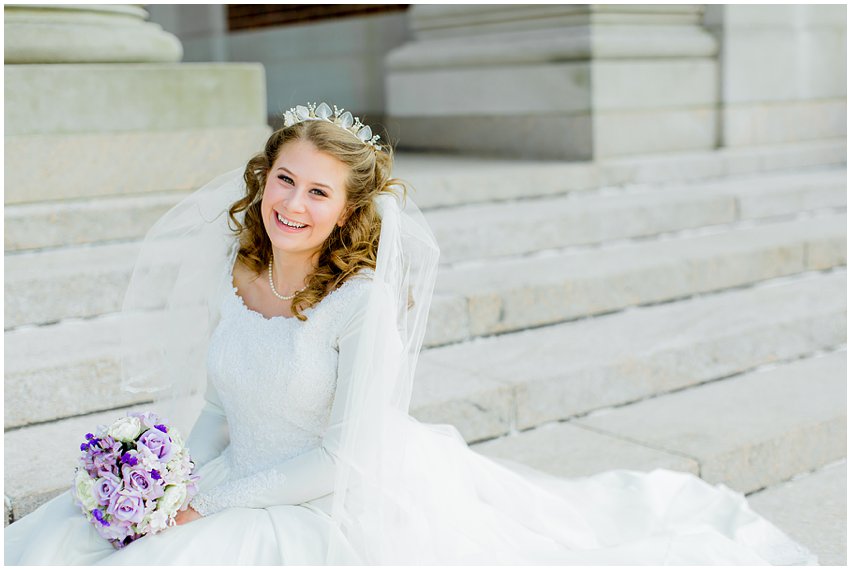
[4,102,816,565]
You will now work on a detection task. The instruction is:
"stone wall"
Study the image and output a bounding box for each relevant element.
[704,4,846,148]
[147,5,410,126]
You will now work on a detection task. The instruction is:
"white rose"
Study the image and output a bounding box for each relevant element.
[166,455,181,472]
[156,483,188,516]
[168,430,185,454]
[136,446,160,471]
[74,469,98,511]
[146,509,171,533]
[108,416,143,442]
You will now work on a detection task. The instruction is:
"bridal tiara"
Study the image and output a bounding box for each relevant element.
[283,101,382,151]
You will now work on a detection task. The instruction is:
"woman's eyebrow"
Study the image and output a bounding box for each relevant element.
[277,167,335,192]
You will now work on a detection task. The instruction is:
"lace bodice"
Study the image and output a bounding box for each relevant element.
[187,262,374,516]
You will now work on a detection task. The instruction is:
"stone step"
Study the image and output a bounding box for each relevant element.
[413,269,845,443]
[747,460,846,566]
[435,211,845,339]
[472,351,845,494]
[4,189,191,252]
[4,157,844,254]
[472,351,847,490]
[430,166,846,265]
[5,226,846,431]
[396,138,845,211]
[572,351,846,494]
[5,202,846,330]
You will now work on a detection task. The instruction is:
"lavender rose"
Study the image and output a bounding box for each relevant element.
[106,488,146,525]
[121,463,165,501]
[93,472,122,507]
[94,515,132,543]
[137,428,174,463]
[127,411,164,431]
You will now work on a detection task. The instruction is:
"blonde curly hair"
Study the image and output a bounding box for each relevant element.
[226,118,408,321]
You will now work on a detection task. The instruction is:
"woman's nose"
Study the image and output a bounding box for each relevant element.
[285,187,307,212]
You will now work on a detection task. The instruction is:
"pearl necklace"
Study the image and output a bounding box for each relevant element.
[268,259,306,301]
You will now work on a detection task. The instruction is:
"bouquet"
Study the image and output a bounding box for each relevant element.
[71,411,200,549]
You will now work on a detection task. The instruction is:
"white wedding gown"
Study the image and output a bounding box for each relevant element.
[5,258,818,565]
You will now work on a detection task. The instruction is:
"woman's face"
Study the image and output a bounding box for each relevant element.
[261,138,351,262]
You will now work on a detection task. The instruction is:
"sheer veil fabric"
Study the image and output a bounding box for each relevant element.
[120,168,817,565]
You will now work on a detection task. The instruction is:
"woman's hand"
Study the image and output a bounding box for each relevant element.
[173,506,203,526]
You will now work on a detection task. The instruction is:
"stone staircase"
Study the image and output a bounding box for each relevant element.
[4,141,846,562]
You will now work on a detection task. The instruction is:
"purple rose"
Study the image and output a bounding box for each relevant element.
[106,488,146,524]
[128,411,163,430]
[94,472,123,506]
[95,516,131,542]
[137,428,173,462]
[121,464,164,501]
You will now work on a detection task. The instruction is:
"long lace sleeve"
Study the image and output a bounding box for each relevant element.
[189,285,372,517]
[185,378,230,471]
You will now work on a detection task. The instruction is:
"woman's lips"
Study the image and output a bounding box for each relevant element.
[274,212,309,233]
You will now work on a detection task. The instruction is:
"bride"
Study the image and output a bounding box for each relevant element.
[4,102,817,565]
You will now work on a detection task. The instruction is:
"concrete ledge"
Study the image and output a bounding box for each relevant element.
[421,269,845,438]
[596,138,846,188]
[575,351,846,493]
[436,212,846,337]
[390,139,846,210]
[5,63,267,135]
[4,190,190,251]
[5,127,270,205]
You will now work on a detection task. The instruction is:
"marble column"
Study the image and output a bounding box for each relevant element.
[4,4,182,63]
[384,5,719,160]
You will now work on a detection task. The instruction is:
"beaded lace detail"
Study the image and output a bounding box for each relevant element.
[189,265,373,516]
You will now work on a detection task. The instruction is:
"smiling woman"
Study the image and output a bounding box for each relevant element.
[226,118,408,321]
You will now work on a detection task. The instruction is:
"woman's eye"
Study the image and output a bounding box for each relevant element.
[278,175,326,197]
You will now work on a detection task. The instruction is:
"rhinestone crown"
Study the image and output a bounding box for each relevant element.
[283,101,381,151]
